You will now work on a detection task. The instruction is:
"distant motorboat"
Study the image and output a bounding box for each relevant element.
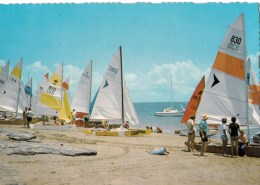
[155,107,184,117]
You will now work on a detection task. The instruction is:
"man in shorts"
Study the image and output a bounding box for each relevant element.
[199,115,208,156]
[228,116,240,157]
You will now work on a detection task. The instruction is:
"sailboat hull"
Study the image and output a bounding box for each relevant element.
[30,123,76,131]
[155,111,184,117]
[84,128,152,137]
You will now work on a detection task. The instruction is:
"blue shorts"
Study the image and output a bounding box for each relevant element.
[221,135,228,141]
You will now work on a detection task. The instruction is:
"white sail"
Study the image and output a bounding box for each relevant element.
[0,59,23,113]
[32,73,49,115]
[36,64,63,116]
[0,61,9,92]
[123,82,140,125]
[247,59,260,126]
[196,14,247,125]
[90,48,123,121]
[71,60,92,113]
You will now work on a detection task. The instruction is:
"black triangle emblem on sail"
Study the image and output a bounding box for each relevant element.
[103,79,109,88]
[211,74,220,88]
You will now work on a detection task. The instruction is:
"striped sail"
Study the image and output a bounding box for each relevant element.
[32,73,49,115]
[37,64,63,116]
[90,48,123,121]
[0,61,9,92]
[196,14,247,125]
[58,76,73,122]
[0,60,23,113]
[71,60,92,114]
[247,59,260,126]
[181,76,205,124]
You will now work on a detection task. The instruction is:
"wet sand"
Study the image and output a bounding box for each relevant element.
[0,124,259,185]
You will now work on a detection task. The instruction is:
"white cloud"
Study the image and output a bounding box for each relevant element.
[0,59,7,66]
[121,60,209,102]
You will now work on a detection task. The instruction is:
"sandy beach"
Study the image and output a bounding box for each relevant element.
[0,124,259,185]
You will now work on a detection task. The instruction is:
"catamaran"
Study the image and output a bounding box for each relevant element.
[180,14,260,140]
[0,59,24,116]
[86,47,149,136]
[30,63,75,130]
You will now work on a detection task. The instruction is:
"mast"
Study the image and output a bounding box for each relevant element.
[61,62,63,109]
[170,75,174,109]
[120,46,124,124]
[15,58,23,118]
[242,14,250,143]
[89,60,93,114]
[30,78,32,107]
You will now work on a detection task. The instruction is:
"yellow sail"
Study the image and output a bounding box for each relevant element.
[58,90,72,122]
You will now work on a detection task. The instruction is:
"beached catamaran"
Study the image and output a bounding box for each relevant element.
[0,59,24,116]
[181,14,259,139]
[71,60,92,125]
[86,47,149,136]
[30,64,75,130]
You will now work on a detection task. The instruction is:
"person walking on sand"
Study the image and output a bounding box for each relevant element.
[23,107,28,127]
[184,115,196,152]
[219,118,228,156]
[199,115,208,156]
[228,116,240,157]
[26,107,33,128]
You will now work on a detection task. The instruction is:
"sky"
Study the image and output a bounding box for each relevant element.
[0,3,259,103]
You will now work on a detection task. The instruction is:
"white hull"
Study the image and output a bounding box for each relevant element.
[155,111,184,117]
[30,123,76,131]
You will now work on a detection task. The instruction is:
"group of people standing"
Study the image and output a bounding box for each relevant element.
[185,115,247,157]
[22,107,33,128]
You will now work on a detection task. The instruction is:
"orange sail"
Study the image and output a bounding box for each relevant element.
[180,76,205,124]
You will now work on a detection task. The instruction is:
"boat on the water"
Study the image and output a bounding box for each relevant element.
[155,76,185,117]
[155,107,184,117]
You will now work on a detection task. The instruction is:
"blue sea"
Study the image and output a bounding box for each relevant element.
[134,102,260,140]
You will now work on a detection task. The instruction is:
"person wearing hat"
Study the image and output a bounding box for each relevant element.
[199,114,208,156]
[184,115,196,152]
[219,118,228,156]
